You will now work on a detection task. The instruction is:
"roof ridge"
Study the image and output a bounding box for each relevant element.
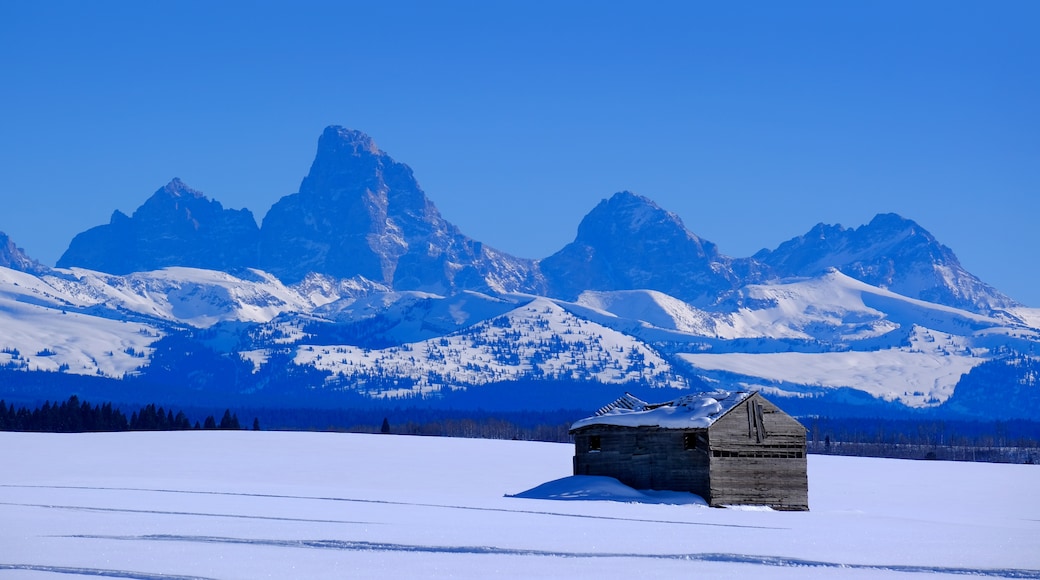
[572,390,754,432]
[593,392,648,417]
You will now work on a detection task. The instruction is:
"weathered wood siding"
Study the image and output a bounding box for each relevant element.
[572,426,711,498]
[707,393,809,510]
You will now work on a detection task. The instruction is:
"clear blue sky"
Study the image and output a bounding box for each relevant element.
[2,1,1037,305]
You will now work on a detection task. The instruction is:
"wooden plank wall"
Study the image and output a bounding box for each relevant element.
[571,394,809,511]
[573,426,711,498]
[707,395,809,510]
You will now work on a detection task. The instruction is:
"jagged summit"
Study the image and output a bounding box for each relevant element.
[51,128,1017,316]
[57,179,260,275]
[320,126,379,154]
[577,192,716,255]
[10,127,1037,424]
[755,212,1017,313]
[0,231,47,275]
[297,127,394,198]
[53,127,539,294]
[259,126,540,292]
[755,213,934,272]
[540,191,749,305]
[160,177,207,199]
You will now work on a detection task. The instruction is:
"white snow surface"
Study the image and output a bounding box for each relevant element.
[1010,306,1040,330]
[712,270,1001,341]
[1,431,1037,579]
[577,270,1025,344]
[0,265,374,377]
[0,269,161,377]
[296,297,691,397]
[3,264,1040,407]
[681,326,982,406]
[312,289,526,343]
[570,391,751,430]
[576,289,718,335]
[50,266,322,327]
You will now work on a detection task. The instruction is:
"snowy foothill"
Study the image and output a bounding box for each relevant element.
[679,345,980,407]
[1,431,1038,579]
[3,262,1040,411]
[294,297,691,397]
[0,277,162,378]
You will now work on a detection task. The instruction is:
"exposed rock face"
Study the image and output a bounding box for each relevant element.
[754,213,1017,313]
[259,126,541,293]
[0,231,48,274]
[56,179,260,275]
[50,128,1015,317]
[539,191,755,305]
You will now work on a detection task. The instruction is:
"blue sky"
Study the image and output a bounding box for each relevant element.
[2,1,1038,305]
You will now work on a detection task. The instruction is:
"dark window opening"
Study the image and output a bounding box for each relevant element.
[588,435,601,452]
[683,433,696,450]
[684,432,708,451]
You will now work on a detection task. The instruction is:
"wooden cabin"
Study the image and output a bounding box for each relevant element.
[569,391,809,510]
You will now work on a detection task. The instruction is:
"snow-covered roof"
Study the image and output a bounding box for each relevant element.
[570,390,752,431]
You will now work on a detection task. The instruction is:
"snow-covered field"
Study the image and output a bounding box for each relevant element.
[1,431,1038,579]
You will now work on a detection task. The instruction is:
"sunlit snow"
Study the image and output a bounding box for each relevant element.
[681,345,979,406]
[2,263,1039,408]
[1,431,1037,579]
[295,297,690,397]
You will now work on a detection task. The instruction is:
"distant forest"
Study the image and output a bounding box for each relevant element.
[0,396,248,432]
[3,394,1038,447]
[0,395,577,440]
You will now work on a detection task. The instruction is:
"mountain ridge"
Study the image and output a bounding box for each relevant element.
[754,213,1017,313]
[43,126,1017,318]
[539,191,760,306]
[1,126,1034,421]
[0,230,48,275]
[56,178,260,275]
[258,126,541,294]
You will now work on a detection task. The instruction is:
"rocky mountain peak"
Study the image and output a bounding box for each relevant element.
[297,126,405,199]
[49,127,1018,316]
[135,178,237,221]
[322,126,380,155]
[756,212,1017,313]
[575,191,713,254]
[259,127,539,293]
[160,177,205,199]
[57,180,260,275]
[540,191,743,305]
[0,231,47,274]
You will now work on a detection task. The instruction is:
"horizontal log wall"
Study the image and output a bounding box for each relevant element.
[573,426,710,498]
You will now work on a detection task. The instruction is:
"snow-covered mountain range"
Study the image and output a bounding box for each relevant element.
[2,126,1037,419]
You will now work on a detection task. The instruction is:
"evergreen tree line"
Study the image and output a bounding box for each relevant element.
[806,439,1039,464]
[804,416,1040,448]
[245,405,585,442]
[802,416,1040,464]
[0,396,252,433]
[365,415,572,442]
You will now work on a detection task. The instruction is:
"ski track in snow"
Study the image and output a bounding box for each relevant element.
[4,432,1037,579]
[0,564,216,580]
[0,500,376,526]
[0,484,783,530]
[24,535,1040,579]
